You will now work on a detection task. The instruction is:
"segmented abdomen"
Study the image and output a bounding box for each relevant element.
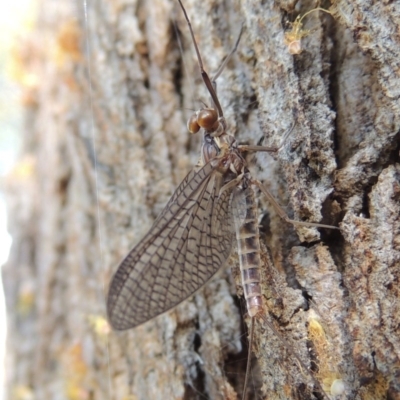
[234,185,263,317]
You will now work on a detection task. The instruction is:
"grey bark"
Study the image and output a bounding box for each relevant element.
[3,0,400,399]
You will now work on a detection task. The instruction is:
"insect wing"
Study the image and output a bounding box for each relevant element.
[231,186,248,230]
[107,162,235,330]
[152,163,205,226]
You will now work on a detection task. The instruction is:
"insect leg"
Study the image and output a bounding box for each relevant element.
[253,179,338,230]
[239,119,296,153]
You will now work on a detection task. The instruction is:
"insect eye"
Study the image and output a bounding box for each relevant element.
[187,113,200,134]
[197,108,218,130]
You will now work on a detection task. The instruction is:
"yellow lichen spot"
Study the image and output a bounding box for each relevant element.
[16,285,35,316]
[322,374,345,394]
[308,312,343,394]
[308,316,326,342]
[13,385,34,400]
[63,344,89,400]
[330,379,345,395]
[10,156,36,180]
[87,314,111,338]
[284,7,332,54]
[65,384,89,400]
[8,39,40,90]
[53,20,82,66]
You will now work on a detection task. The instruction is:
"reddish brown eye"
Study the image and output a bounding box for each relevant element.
[187,113,200,134]
[197,108,218,130]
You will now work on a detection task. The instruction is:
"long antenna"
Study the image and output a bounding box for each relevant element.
[176,0,224,118]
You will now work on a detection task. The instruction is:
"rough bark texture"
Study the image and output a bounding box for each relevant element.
[3,0,400,399]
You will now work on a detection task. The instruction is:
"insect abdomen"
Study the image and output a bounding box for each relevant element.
[235,186,263,317]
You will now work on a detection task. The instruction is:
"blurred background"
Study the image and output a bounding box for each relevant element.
[0,0,37,398]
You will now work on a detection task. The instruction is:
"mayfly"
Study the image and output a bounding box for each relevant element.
[107,0,337,398]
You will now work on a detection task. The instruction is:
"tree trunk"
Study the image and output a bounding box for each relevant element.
[4,0,400,399]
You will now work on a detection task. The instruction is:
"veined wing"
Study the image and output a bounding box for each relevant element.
[107,162,235,330]
[152,164,203,226]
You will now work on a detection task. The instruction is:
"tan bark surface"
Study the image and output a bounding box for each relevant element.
[3,0,400,399]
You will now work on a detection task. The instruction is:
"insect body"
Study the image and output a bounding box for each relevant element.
[284,7,333,54]
[106,89,262,330]
[107,0,337,398]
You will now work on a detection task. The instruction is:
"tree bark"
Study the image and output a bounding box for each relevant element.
[4,0,400,399]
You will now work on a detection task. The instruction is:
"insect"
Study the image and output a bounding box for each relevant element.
[284,6,332,54]
[107,0,338,398]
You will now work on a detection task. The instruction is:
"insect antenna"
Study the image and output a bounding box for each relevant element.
[176,0,224,119]
[212,24,244,82]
